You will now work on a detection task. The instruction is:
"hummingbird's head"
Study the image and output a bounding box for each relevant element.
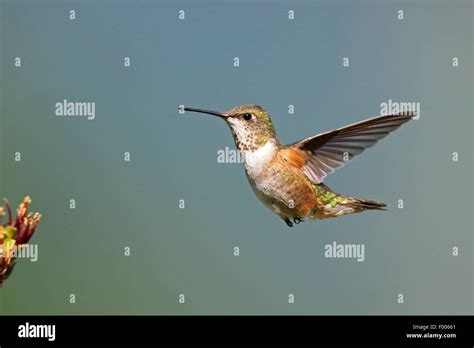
[184,104,280,151]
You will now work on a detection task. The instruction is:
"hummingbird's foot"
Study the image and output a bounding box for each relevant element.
[293,218,304,224]
[284,218,293,227]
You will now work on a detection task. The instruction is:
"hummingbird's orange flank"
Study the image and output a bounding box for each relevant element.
[185,105,414,227]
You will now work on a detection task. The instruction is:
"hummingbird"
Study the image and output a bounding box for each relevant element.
[185,105,414,227]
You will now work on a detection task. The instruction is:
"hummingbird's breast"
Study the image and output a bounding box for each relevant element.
[243,145,317,219]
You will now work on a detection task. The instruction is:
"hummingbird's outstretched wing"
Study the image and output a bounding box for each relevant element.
[288,112,415,184]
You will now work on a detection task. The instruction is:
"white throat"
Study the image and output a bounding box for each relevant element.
[243,141,277,178]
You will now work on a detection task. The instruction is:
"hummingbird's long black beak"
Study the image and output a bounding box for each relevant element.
[184,107,226,118]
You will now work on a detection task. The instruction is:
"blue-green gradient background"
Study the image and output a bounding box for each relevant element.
[0,0,472,314]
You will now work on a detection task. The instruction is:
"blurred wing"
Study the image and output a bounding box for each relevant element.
[289,112,414,184]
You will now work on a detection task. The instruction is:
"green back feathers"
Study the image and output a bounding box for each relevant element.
[311,182,348,208]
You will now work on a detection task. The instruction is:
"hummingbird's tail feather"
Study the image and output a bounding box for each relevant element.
[344,197,387,211]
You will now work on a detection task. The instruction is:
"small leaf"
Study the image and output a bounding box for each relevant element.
[3,226,17,240]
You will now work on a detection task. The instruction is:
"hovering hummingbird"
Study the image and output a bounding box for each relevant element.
[185,105,414,227]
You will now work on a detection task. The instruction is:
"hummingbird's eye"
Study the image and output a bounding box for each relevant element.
[243,113,252,121]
